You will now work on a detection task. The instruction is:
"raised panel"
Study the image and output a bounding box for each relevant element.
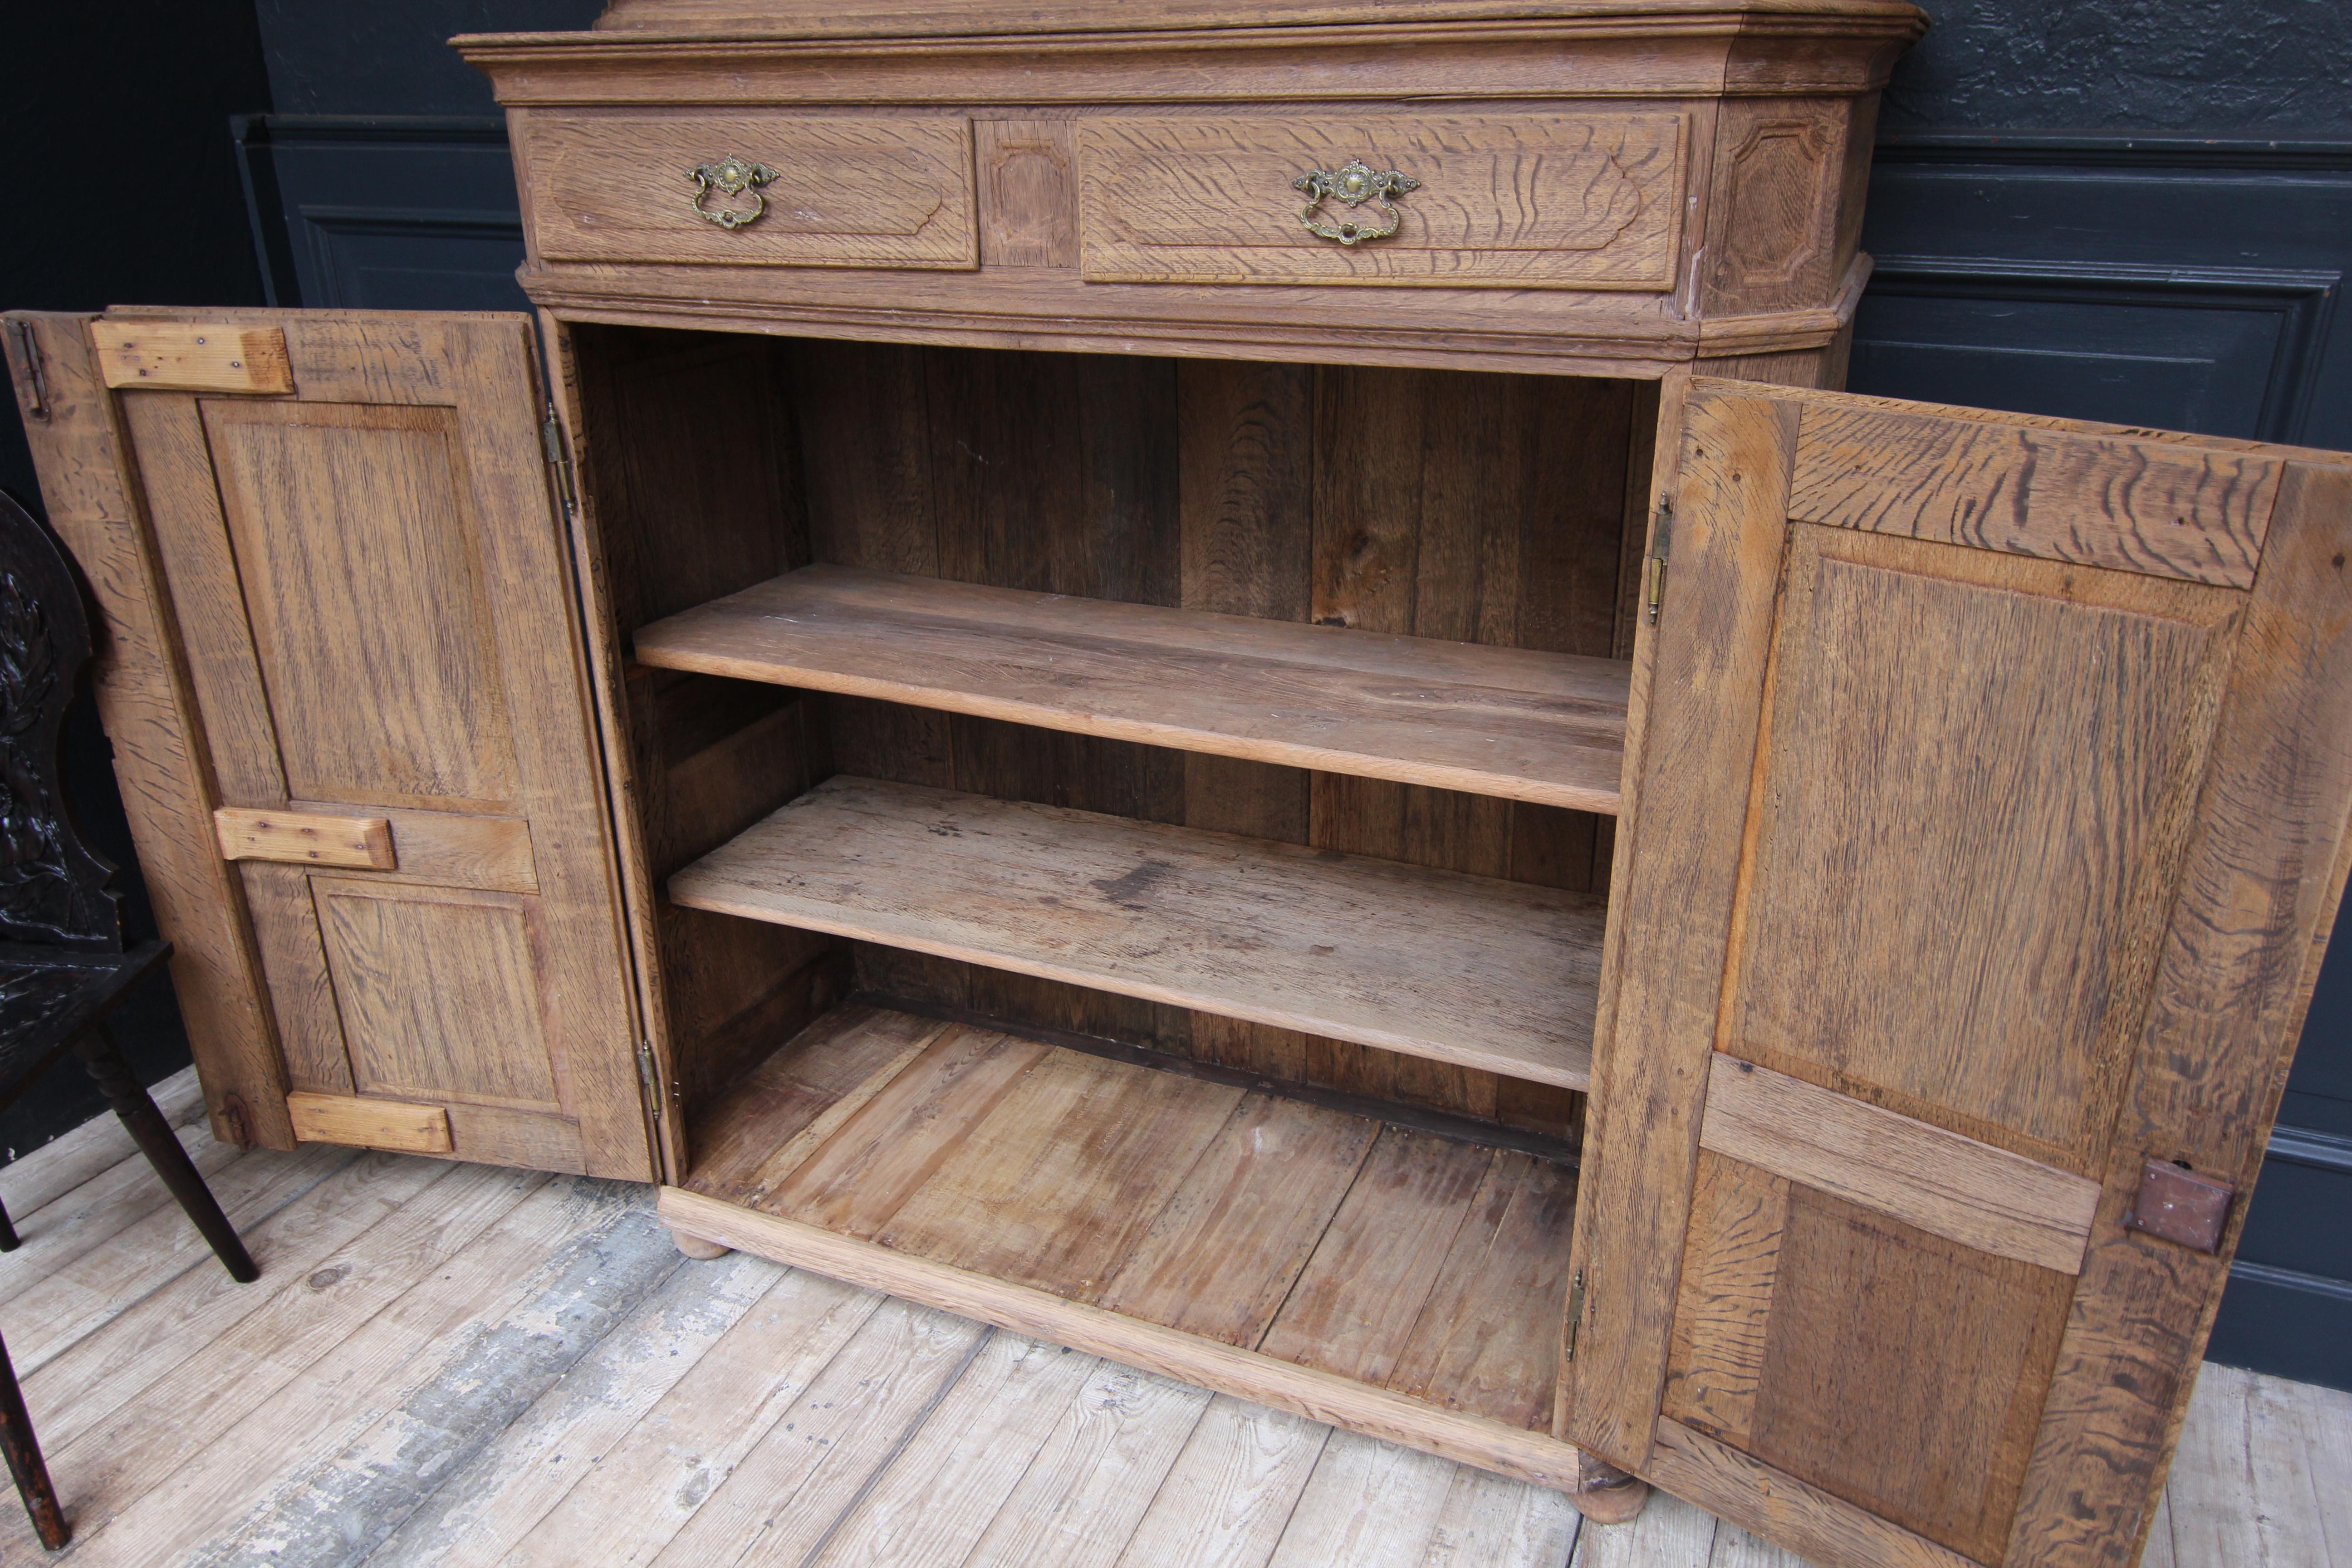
[201,399,519,810]
[1726,525,2234,1162]
[1745,1185,2074,1564]
[314,880,563,1111]
[1075,114,1686,289]
[518,110,978,270]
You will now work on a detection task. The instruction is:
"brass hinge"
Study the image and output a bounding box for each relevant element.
[1642,502,1673,625]
[1565,1268,1586,1362]
[541,407,578,519]
[636,1039,659,1103]
[6,320,50,421]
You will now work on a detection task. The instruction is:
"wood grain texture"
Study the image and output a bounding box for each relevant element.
[290,801,536,892]
[1661,1150,1786,1448]
[8,314,294,1147]
[661,1185,1590,1491]
[214,806,395,870]
[636,564,1631,812]
[2004,457,2352,1568]
[1700,1055,2102,1274]
[669,775,1604,1088]
[518,109,978,269]
[285,1091,453,1154]
[1074,114,1686,289]
[88,321,292,394]
[1725,524,2236,1167]
[1646,1420,1977,1568]
[1566,387,1798,1467]
[1789,399,2282,589]
[103,310,650,1180]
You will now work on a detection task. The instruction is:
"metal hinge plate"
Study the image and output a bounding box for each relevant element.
[6,320,50,421]
[636,1040,659,1104]
[1565,1268,1586,1362]
[1643,502,1673,625]
[541,407,578,518]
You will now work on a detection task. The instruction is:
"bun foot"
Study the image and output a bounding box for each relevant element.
[1570,1449,1652,1525]
[670,1227,731,1260]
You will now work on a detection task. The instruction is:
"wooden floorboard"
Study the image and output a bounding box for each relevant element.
[0,1067,2339,1567]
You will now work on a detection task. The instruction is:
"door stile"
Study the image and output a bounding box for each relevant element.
[1563,387,1801,1467]
[3,313,295,1148]
[539,309,685,1184]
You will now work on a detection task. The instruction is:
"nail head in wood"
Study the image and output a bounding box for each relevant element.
[88,322,294,395]
[215,806,396,871]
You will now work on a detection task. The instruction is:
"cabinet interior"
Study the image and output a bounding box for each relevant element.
[568,321,1654,1432]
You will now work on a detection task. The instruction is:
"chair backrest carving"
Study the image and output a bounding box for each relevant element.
[0,490,121,952]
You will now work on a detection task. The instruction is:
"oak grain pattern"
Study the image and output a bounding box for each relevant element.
[1725,525,2235,1166]
[285,1091,453,1154]
[634,564,1631,812]
[291,802,537,892]
[1789,402,2281,589]
[1646,1419,1979,1568]
[214,806,394,871]
[668,775,1605,1089]
[1744,1187,2075,1564]
[88,321,292,394]
[662,1183,1589,1492]
[1565,386,1799,1468]
[519,109,978,269]
[1386,1149,1578,1431]
[1661,1149,1787,1447]
[1700,1056,2102,1274]
[1258,1128,1493,1386]
[1073,113,1686,289]
[7,315,291,1146]
[763,1023,1051,1238]
[1095,1093,1380,1345]
[2005,457,2352,1568]
[875,1048,1243,1299]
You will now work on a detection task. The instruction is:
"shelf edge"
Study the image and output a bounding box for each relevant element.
[632,644,1625,815]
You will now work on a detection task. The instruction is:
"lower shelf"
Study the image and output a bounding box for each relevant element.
[673,1002,1586,1487]
[668,774,1604,1089]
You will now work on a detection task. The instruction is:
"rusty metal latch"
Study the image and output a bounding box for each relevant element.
[2123,1158,2235,1253]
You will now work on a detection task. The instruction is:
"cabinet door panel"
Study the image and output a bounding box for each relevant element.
[1572,381,2352,1568]
[98,311,650,1180]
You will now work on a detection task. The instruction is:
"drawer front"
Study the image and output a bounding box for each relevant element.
[1075,114,1686,290]
[520,111,979,270]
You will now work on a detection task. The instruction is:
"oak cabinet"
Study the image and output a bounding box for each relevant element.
[10,5,2350,1566]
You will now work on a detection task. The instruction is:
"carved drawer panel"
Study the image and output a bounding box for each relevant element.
[1074,113,1688,289]
[516,110,979,270]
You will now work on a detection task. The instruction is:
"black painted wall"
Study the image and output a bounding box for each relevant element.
[0,2,275,1164]
[6,0,2350,1387]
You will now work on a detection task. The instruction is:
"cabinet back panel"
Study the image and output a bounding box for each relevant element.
[203,400,518,812]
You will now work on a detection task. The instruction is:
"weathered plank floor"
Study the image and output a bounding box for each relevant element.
[0,1068,2341,1568]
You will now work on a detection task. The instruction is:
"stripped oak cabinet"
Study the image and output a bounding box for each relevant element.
[10,4,2352,1565]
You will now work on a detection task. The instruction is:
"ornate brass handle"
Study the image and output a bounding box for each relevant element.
[1293,160,1420,246]
[688,156,778,230]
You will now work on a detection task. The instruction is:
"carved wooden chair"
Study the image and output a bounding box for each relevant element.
[0,488,258,1549]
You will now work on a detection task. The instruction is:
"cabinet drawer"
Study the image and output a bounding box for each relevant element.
[1074,114,1686,290]
[519,111,979,270]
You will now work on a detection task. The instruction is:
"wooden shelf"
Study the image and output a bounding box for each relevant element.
[633,565,1629,813]
[670,1003,1580,1480]
[669,775,1602,1090]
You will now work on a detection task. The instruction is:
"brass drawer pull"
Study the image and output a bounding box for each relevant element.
[1293,160,1420,246]
[688,156,778,230]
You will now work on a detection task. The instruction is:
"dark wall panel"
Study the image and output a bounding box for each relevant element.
[0,0,277,1164]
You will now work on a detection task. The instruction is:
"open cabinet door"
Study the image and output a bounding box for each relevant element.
[6,310,650,1181]
[1567,379,2352,1567]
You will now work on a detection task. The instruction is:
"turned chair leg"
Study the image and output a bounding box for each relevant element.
[74,1026,258,1284]
[0,1333,67,1550]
